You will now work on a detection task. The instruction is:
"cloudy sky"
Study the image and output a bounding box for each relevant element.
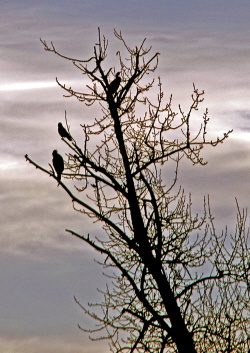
[1,1,250,352]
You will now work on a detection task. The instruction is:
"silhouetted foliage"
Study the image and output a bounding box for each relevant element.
[25,29,250,353]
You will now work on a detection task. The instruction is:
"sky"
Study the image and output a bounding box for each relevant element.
[1,1,250,352]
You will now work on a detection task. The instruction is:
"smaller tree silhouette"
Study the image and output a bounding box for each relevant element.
[25,29,250,353]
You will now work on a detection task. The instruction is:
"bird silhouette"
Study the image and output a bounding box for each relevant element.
[58,122,72,141]
[52,150,64,181]
[109,72,121,95]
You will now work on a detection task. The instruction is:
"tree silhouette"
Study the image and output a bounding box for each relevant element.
[25,29,250,353]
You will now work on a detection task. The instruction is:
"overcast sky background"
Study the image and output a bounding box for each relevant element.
[1,1,250,352]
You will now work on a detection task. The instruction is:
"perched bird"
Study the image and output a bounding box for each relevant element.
[58,122,72,141]
[108,72,121,95]
[52,150,64,181]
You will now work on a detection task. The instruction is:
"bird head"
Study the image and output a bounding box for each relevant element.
[52,150,58,157]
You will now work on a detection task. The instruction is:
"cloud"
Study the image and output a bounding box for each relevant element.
[0,166,104,256]
[0,81,57,91]
[0,335,109,353]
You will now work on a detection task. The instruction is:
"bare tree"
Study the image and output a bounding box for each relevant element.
[25,29,250,353]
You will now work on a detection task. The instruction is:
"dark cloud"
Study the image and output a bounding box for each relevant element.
[0,249,107,335]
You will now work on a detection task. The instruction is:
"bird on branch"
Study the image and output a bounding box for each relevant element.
[52,150,64,181]
[58,122,72,141]
[108,72,121,95]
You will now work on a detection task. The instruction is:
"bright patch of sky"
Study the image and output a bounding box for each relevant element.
[0,81,57,91]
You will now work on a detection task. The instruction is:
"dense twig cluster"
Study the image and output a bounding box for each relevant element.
[25,29,250,353]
